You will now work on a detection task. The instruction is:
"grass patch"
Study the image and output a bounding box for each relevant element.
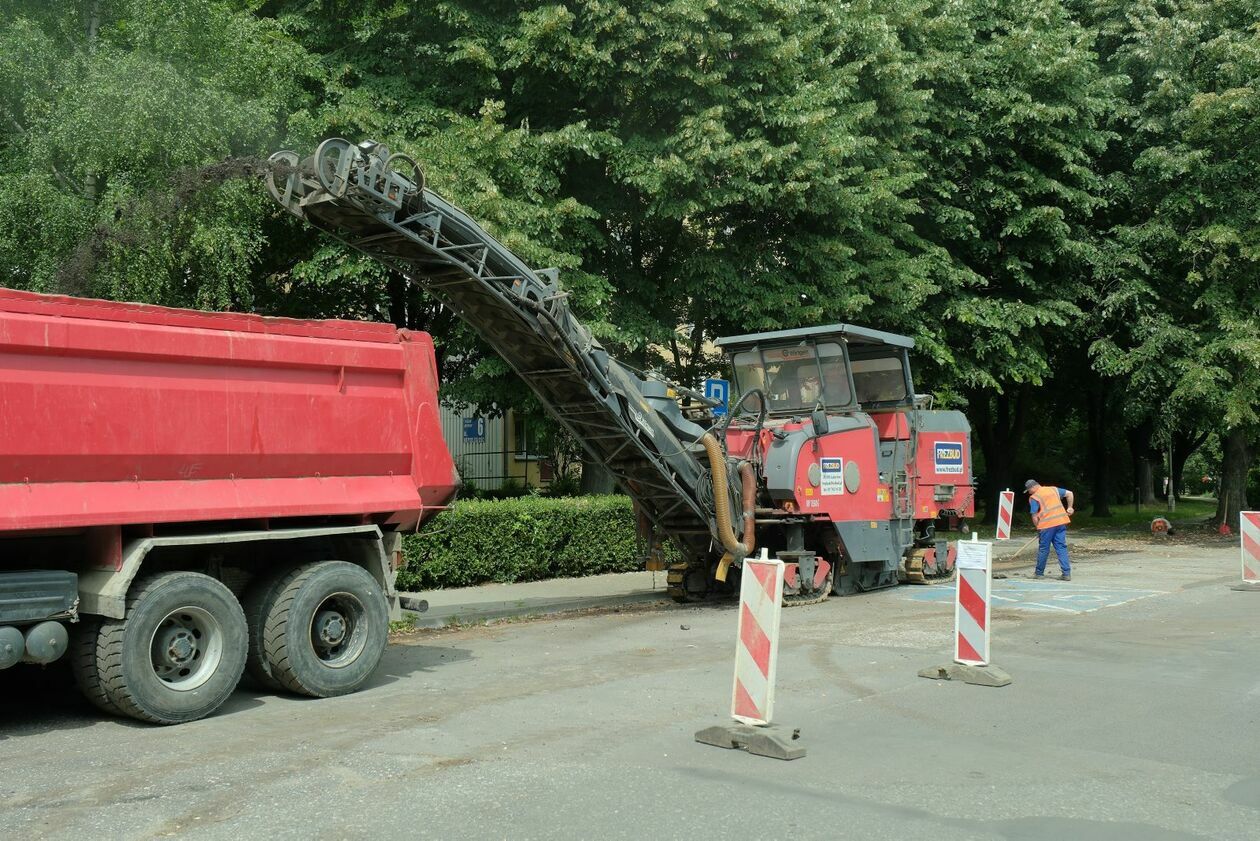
[388,614,418,634]
[986,496,1220,535]
[1070,497,1217,531]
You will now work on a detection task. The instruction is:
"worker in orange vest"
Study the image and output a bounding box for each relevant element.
[1025,479,1074,580]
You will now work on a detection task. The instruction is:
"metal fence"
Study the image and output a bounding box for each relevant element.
[439,408,554,491]
[451,449,553,492]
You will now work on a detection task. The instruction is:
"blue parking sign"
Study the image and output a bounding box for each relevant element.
[703,378,730,416]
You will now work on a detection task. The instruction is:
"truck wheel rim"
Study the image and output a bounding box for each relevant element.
[309,592,367,669]
[149,606,224,691]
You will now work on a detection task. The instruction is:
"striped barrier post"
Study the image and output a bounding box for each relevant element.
[1233,511,1260,591]
[919,535,1011,686]
[995,490,1015,541]
[954,539,992,666]
[696,549,804,760]
[731,550,785,725]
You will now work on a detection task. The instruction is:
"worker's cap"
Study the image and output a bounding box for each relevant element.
[1023,479,1038,493]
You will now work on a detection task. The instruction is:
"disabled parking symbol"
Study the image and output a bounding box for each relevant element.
[905,580,1164,614]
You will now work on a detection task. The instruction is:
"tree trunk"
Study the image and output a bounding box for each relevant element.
[579,458,617,495]
[1085,378,1114,517]
[84,1,102,201]
[1137,458,1156,505]
[386,274,408,328]
[86,2,101,44]
[1170,428,1209,501]
[1214,427,1253,527]
[1127,421,1158,505]
[968,385,1028,524]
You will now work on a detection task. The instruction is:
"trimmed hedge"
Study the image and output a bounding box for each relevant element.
[396,495,643,590]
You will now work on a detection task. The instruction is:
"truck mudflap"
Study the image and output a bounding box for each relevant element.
[0,570,78,624]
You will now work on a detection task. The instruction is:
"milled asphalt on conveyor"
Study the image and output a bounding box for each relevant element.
[0,540,1254,840]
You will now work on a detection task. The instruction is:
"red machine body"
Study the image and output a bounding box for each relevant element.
[0,288,457,537]
[724,416,974,526]
[710,323,976,600]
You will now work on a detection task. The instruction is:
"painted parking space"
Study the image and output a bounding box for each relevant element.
[903,579,1165,614]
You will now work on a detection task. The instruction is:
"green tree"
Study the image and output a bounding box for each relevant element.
[258,0,951,493]
[0,1,316,308]
[5,0,1256,521]
[257,1,615,407]
[908,0,1125,514]
[496,0,941,384]
[1087,0,1260,525]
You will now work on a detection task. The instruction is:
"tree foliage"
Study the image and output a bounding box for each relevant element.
[0,0,1255,512]
[1083,0,1260,519]
[0,0,313,308]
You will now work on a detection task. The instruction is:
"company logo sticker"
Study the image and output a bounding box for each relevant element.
[934,442,964,475]
[820,457,844,495]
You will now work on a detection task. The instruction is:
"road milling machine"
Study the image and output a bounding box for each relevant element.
[266,140,975,604]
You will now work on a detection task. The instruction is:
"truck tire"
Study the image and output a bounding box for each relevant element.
[69,621,123,716]
[97,571,248,725]
[261,561,388,698]
[241,567,295,691]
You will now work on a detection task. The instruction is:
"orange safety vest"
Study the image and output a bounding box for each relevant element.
[1031,486,1070,530]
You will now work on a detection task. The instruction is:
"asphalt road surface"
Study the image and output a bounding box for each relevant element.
[2,540,1256,840]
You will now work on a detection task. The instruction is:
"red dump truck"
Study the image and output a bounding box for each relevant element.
[0,288,457,723]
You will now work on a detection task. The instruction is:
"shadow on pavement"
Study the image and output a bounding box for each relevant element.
[0,661,119,739]
[363,641,474,692]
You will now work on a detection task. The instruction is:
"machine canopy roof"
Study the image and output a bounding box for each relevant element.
[714,323,915,351]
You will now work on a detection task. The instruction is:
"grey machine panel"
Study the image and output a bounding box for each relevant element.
[762,415,872,500]
[909,409,972,434]
[833,520,903,566]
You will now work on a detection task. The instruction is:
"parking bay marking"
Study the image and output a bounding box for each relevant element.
[904,580,1165,614]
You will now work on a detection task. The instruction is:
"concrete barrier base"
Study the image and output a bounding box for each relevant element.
[919,662,1013,687]
[695,723,806,761]
[1229,581,1260,592]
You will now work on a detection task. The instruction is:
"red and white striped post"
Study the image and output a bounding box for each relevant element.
[995,490,1015,541]
[731,549,785,725]
[1233,511,1260,591]
[696,549,804,759]
[920,535,1011,686]
[954,538,992,666]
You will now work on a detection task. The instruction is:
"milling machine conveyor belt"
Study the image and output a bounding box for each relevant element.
[265,140,714,539]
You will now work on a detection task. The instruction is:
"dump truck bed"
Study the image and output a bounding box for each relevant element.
[0,288,456,533]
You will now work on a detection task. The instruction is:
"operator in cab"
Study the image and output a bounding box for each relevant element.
[796,366,823,406]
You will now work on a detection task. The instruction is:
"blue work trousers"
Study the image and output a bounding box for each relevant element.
[1035,525,1070,575]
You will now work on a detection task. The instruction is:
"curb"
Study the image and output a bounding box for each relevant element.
[400,588,667,630]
